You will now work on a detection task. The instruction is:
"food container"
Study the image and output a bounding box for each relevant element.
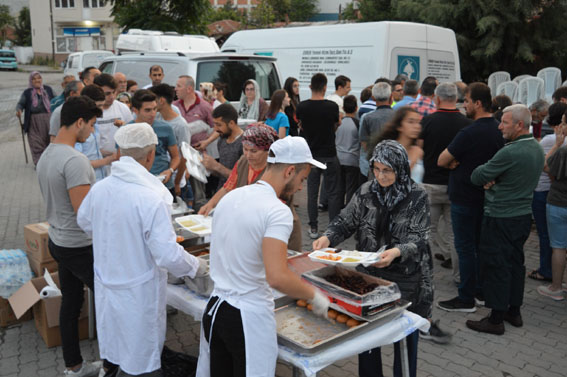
[274,295,409,354]
[302,266,401,317]
[183,254,213,296]
[175,215,212,236]
[308,248,382,267]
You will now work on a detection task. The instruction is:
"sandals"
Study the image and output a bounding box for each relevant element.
[528,270,552,282]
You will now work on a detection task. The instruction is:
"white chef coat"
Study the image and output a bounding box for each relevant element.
[77,159,199,375]
[196,181,293,376]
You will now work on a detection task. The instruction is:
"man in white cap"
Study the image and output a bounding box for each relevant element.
[77,122,207,377]
[196,136,331,377]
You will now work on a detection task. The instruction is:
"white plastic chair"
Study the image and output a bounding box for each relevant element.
[513,74,532,84]
[517,77,545,106]
[537,67,562,102]
[496,81,519,103]
[488,71,511,97]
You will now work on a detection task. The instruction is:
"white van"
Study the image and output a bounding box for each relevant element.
[116,29,219,54]
[64,50,114,79]
[221,21,461,99]
[99,52,282,103]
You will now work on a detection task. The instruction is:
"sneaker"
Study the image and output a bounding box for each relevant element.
[437,296,476,312]
[64,361,102,377]
[466,316,505,335]
[537,285,565,301]
[440,258,452,269]
[308,228,319,239]
[474,294,485,307]
[502,312,523,327]
[434,253,446,261]
[419,320,452,344]
[318,204,328,212]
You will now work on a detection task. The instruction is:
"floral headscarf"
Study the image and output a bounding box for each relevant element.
[369,140,412,210]
[28,71,51,114]
[242,123,278,151]
[238,79,261,120]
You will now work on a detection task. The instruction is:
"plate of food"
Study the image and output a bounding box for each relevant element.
[175,215,213,236]
[308,248,383,267]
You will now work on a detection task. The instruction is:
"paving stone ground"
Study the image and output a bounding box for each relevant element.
[1,68,567,376]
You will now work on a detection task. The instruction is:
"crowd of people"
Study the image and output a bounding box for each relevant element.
[16,62,567,377]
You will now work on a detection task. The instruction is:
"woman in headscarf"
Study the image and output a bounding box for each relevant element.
[16,71,55,165]
[238,79,268,121]
[199,124,303,250]
[283,77,301,136]
[313,140,433,377]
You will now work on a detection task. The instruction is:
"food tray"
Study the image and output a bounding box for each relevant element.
[184,254,213,296]
[274,296,408,354]
[175,215,213,236]
[302,266,401,316]
[308,248,382,267]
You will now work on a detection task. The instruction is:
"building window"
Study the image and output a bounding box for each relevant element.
[55,0,76,8]
[83,0,106,7]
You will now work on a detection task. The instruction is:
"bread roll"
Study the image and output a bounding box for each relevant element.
[336,314,348,323]
[327,309,338,319]
[346,318,360,327]
[296,299,307,307]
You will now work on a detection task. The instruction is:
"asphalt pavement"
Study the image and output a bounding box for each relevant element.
[1,67,566,377]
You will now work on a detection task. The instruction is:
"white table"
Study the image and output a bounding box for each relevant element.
[167,284,429,376]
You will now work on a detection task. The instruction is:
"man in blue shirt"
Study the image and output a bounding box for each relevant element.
[131,90,180,190]
[393,79,419,109]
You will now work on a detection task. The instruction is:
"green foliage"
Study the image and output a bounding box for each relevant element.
[249,0,275,27]
[345,0,567,82]
[110,0,211,34]
[263,0,318,22]
[0,5,14,45]
[14,7,31,46]
[206,0,246,23]
[30,55,59,68]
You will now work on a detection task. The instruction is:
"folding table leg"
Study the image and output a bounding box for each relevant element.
[399,337,410,377]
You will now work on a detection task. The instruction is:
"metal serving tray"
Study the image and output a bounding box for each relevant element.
[275,296,410,354]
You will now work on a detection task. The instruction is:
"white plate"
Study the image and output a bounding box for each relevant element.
[175,215,213,236]
[308,248,382,267]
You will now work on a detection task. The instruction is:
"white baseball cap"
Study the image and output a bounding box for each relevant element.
[267,136,326,169]
[114,122,158,149]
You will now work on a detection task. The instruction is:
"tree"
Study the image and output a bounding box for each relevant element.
[14,7,31,46]
[264,0,318,22]
[0,5,14,45]
[249,0,275,27]
[110,0,211,34]
[206,0,246,23]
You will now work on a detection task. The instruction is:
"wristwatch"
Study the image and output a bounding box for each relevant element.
[169,168,174,174]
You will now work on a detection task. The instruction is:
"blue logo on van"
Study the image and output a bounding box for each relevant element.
[254,52,273,57]
[398,56,420,81]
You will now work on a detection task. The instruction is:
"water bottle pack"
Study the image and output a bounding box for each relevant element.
[0,249,33,299]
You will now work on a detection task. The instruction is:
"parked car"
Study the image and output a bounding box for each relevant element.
[64,50,114,78]
[116,29,219,55]
[99,52,282,104]
[0,49,18,71]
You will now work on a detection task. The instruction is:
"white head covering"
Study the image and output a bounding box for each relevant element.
[114,122,158,149]
[238,79,262,120]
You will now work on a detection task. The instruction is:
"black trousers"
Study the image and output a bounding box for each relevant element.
[202,297,246,377]
[339,165,362,208]
[307,156,342,229]
[358,331,419,377]
[48,238,94,367]
[479,215,531,312]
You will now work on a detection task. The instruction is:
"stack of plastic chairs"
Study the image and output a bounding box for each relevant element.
[513,74,532,84]
[496,81,519,102]
[488,71,511,97]
[537,67,562,102]
[517,77,545,107]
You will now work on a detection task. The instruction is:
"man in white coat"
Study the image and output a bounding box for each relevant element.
[196,136,330,377]
[77,122,207,377]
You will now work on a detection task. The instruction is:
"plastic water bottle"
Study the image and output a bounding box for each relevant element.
[0,249,33,299]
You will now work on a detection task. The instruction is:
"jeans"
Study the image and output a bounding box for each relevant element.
[480,215,531,311]
[339,165,362,207]
[358,331,419,377]
[451,203,483,303]
[532,191,552,278]
[48,239,94,368]
[307,156,342,229]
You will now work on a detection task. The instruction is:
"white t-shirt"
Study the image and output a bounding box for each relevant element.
[98,101,134,153]
[536,134,567,192]
[209,181,293,309]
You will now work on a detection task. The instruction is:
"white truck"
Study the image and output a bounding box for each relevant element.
[116,29,219,55]
[221,21,461,99]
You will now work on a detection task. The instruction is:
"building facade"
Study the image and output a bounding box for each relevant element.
[29,0,119,63]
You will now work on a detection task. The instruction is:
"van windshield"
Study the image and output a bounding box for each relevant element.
[196,60,280,101]
[0,51,15,58]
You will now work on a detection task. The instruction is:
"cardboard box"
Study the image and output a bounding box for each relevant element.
[24,222,54,262]
[0,297,33,327]
[27,256,58,277]
[8,272,89,347]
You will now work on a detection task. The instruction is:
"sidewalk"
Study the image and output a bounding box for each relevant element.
[17,64,63,74]
[1,138,566,376]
